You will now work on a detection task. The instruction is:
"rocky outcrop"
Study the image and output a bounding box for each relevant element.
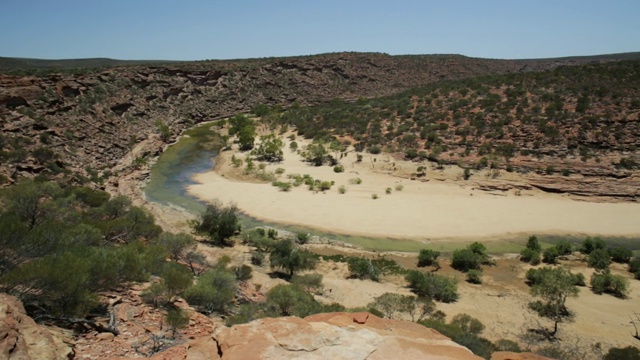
[138,312,484,360]
[0,294,73,360]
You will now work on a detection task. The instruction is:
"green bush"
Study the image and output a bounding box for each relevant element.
[190,202,240,247]
[451,249,482,272]
[183,268,237,313]
[165,308,190,338]
[333,164,345,173]
[630,257,640,279]
[610,247,633,264]
[291,273,323,293]
[590,271,630,298]
[269,239,317,277]
[466,269,483,284]
[542,246,560,264]
[580,236,606,254]
[417,249,440,268]
[520,248,541,265]
[587,248,611,271]
[348,257,380,281]
[405,270,458,303]
[233,265,253,281]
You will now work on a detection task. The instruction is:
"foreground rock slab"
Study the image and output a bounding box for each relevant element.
[185,312,482,360]
[0,294,73,360]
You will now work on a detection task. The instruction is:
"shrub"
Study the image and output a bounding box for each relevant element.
[233,265,253,281]
[265,284,320,317]
[542,246,560,264]
[349,177,362,185]
[417,249,440,268]
[630,257,640,279]
[291,273,323,293]
[450,313,485,335]
[319,181,333,191]
[368,145,381,154]
[405,270,458,303]
[190,202,240,247]
[295,232,310,244]
[251,251,264,266]
[590,271,630,298]
[333,164,345,173]
[581,236,606,254]
[371,193,378,199]
[555,240,572,255]
[588,248,611,271]
[395,184,404,191]
[165,308,190,338]
[451,249,482,272]
[610,247,633,264]
[271,180,292,191]
[466,269,483,284]
[385,187,392,194]
[572,272,586,286]
[269,239,317,277]
[338,185,347,194]
[348,257,381,281]
[183,268,237,313]
[520,248,541,265]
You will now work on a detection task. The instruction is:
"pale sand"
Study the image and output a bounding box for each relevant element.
[188,135,640,241]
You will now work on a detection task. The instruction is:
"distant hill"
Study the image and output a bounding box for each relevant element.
[0,57,179,72]
[2,51,640,73]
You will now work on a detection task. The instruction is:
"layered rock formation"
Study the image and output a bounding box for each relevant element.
[0,294,73,360]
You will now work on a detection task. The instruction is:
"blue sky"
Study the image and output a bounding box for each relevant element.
[1,0,638,60]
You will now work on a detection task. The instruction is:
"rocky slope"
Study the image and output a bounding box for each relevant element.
[0,52,633,190]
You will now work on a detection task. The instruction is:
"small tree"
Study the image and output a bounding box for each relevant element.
[525,235,542,252]
[153,232,196,262]
[165,308,190,338]
[368,293,416,319]
[269,239,316,277]
[528,267,579,338]
[251,133,284,162]
[347,257,380,281]
[190,202,240,247]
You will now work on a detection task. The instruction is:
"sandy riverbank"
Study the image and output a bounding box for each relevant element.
[187,134,640,242]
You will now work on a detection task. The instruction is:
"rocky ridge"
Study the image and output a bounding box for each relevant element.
[0,52,630,192]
